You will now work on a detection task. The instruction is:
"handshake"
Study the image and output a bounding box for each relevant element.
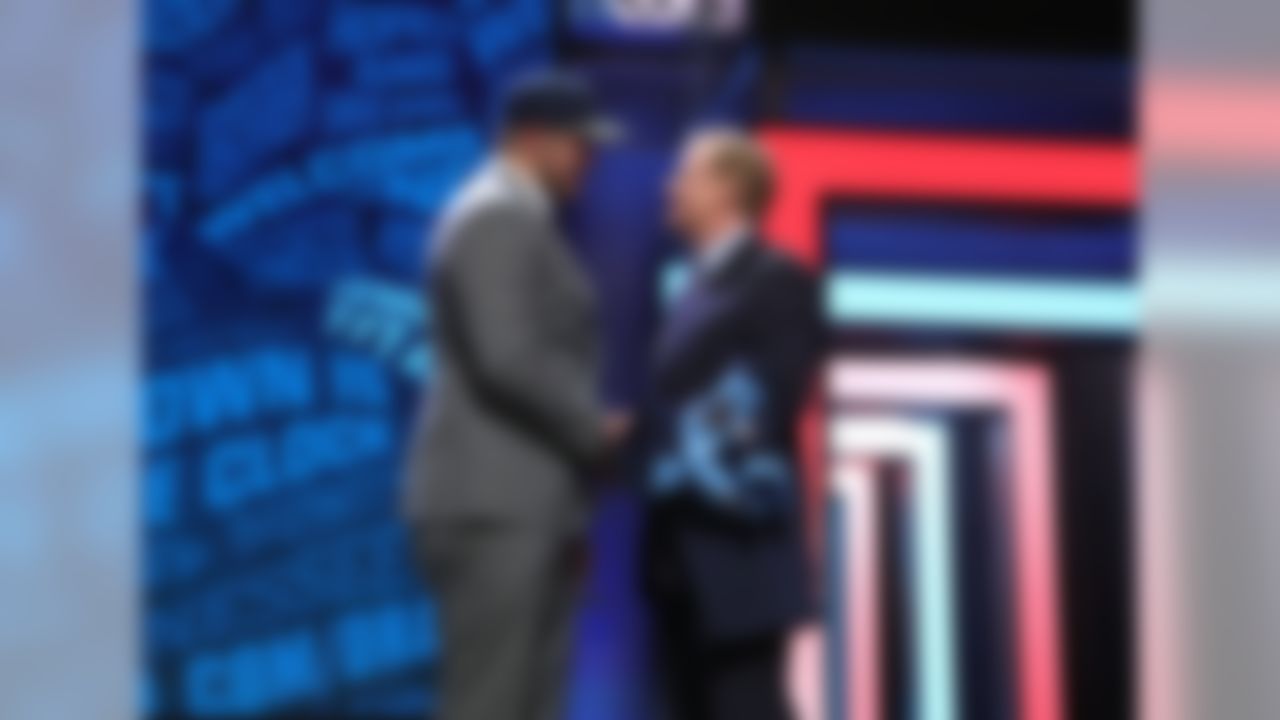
[602,409,635,453]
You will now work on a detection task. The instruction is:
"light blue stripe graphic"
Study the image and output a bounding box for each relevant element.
[827,272,1138,333]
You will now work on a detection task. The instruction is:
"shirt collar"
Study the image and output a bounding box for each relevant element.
[492,156,552,218]
[695,223,753,277]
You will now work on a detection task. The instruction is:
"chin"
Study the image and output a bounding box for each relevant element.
[665,215,687,237]
[559,175,585,198]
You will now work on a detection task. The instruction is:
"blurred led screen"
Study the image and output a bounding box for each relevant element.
[569,0,749,40]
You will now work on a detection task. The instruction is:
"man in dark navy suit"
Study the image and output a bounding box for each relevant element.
[642,128,825,720]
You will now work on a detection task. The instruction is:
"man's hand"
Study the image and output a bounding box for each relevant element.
[603,410,634,450]
[586,410,634,476]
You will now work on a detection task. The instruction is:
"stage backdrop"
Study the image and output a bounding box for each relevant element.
[142,1,581,717]
[144,2,1134,719]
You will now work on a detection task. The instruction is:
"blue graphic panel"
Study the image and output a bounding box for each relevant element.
[144,1,553,717]
[826,204,1136,280]
[776,46,1132,136]
[198,44,315,198]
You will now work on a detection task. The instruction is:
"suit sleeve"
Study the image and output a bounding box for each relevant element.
[753,264,826,436]
[442,206,607,464]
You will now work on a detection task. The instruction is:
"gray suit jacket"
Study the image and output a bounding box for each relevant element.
[403,160,606,531]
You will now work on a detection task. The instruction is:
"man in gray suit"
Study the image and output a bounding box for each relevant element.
[403,71,630,720]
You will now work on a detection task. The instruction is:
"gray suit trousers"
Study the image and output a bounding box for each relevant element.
[415,522,581,720]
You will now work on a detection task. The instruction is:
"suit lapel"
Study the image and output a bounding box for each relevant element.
[655,239,760,376]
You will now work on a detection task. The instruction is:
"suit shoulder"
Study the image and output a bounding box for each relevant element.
[435,188,541,262]
[443,187,535,236]
[753,243,817,290]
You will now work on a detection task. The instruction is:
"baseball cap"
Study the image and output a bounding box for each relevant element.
[500,69,624,143]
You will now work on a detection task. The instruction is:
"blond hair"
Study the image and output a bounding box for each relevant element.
[692,127,776,217]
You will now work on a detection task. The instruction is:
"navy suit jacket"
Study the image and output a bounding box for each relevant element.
[641,238,825,642]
